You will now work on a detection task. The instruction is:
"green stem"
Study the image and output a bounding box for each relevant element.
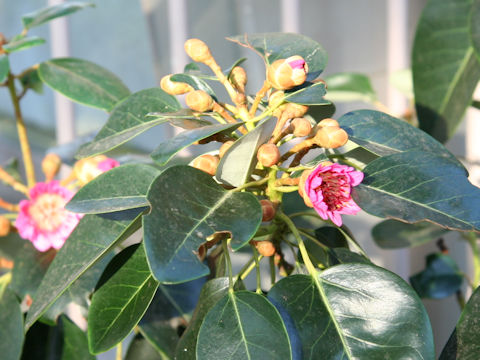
[222,239,234,290]
[231,177,269,192]
[465,232,480,288]
[289,211,324,220]
[272,185,299,193]
[269,256,276,285]
[115,342,122,360]
[251,244,262,294]
[0,272,12,298]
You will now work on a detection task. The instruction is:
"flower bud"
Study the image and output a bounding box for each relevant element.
[267,55,308,90]
[0,216,10,236]
[298,169,313,206]
[219,140,234,158]
[160,75,193,95]
[290,118,312,137]
[74,155,120,185]
[314,126,348,149]
[186,90,214,112]
[260,199,276,222]
[257,143,280,167]
[268,91,286,117]
[184,38,212,63]
[284,103,309,118]
[230,66,247,92]
[255,240,276,257]
[41,153,62,181]
[318,118,340,128]
[192,154,220,176]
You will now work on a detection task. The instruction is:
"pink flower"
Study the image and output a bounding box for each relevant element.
[303,162,364,226]
[74,155,119,185]
[97,158,120,172]
[15,181,83,252]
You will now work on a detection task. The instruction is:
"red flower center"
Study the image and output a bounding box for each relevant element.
[315,172,349,211]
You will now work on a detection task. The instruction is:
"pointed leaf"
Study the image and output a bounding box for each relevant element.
[25,209,144,329]
[284,81,329,105]
[22,2,94,29]
[354,150,480,232]
[0,289,24,360]
[413,0,480,142]
[76,88,180,157]
[324,72,377,103]
[215,117,276,187]
[151,122,243,165]
[196,290,292,360]
[372,220,449,249]
[268,264,434,359]
[171,73,217,99]
[0,54,10,83]
[39,58,130,111]
[88,243,158,354]
[61,316,95,360]
[3,36,45,53]
[228,32,327,80]
[146,110,212,130]
[126,334,165,360]
[143,166,262,283]
[67,163,160,214]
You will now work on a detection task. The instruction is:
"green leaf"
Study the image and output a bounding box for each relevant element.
[175,278,230,359]
[268,264,434,359]
[88,243,158,354]
[0,232,24,261]
[39,58,130,111]
[306,103,336,122]
[3,158,23,184]
[61,316,95,360]
[3,36,45,53]
[338,110,463,168]
[284,81,330,105]
[20,321,63,360]
[354,150,480,232]
[143,166,262,283]
[25,209,144,329]
[410,253,463,299]
[67,163,160,214]
[372,220,449,249]
[76,88,180,157]
[19,69,43,94]
[126,334,165,360]
[215,117,276,187]
[151,122,243,165]
[228,32,327,80]
[0,54,9,83]
[0,289,24,360]
[22,2,94,30]
[146,110,212,130]
[314,226,348,248]
[196,290,292,360]
[324,72,377,103]
[439,285,480,359]
[171,73,217,99]
[471,0,480,61]
[412,0,480,142]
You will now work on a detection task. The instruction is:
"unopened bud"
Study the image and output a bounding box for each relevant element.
[284,103,309,118]
[255,240,276,257]
[290,118,312,137]
[41,153,62,181]
[314,126,348,149]
[260,199,276,222]
[267,55,308,90]
[74,155,119,185]
[186,90,214,112]
[257,143,280,167]
[192,154,220,176]
[219,140,234,158]
[230,66,247,92]
[298,169,313,205]
[184,38,212,63]
[318,118,340,128]
[269,91,286,117]
[160,75,193,95]
[0,216,10,237]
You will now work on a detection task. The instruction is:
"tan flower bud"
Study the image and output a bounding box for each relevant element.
[318,118,340,128]
[260,199,276,222]
[230,66,247,92]
[219,140,234,158]
[284,103,309,118]
[268,91,286,117]
[298,169,313,206]
[41,153,62,181]
[192,154,220,176]
[0,216,10,237]
[314,126,349,149]
[160,75,193,95]
[257,143,280,167]
[255,240,276,257]
[267,55,309,90]
[290,118,312,137]
[184,38,212,63]
[186,90,214,112]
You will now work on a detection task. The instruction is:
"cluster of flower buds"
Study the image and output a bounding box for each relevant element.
[313,118,349,148]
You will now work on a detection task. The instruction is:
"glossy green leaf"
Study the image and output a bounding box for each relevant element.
[471,0,480,61]
[25,209,144,329]
[268,264,434,359]
[306,103,336,122]
[439,285,480,359]
[39,58,130,111]
[76,88,180,157]
[413,0,480,142]
[196,290,292,360]
[0,54,9,83]
[228,32,327,80]
[22,2,93,29]
[314,226,348,248]
[3,36,45,53]
[284,81,330,105]
[20,322,62,360]
[143,166,262,283]
[0,289,24,360]
[88,243,158,354]
[67,163,160,214]
[171,73,217,99]
[338,110,463,168]
[175,278,230,359]
[61,316,95,360]
[354,150,480,231]
[215,117,276,187]
[126,334,165,360]
[410,253,463,299]
[0,232,24,261]
[324,72,377,103]
[151,122,243,165]
[372,219,449,249]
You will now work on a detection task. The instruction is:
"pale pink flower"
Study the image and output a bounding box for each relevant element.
[15,181,82,252]
[304,162,364,226]
[74,155,119,185]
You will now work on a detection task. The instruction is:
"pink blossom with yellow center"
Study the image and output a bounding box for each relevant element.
[15,181,83,252]
[304,162,364,226]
